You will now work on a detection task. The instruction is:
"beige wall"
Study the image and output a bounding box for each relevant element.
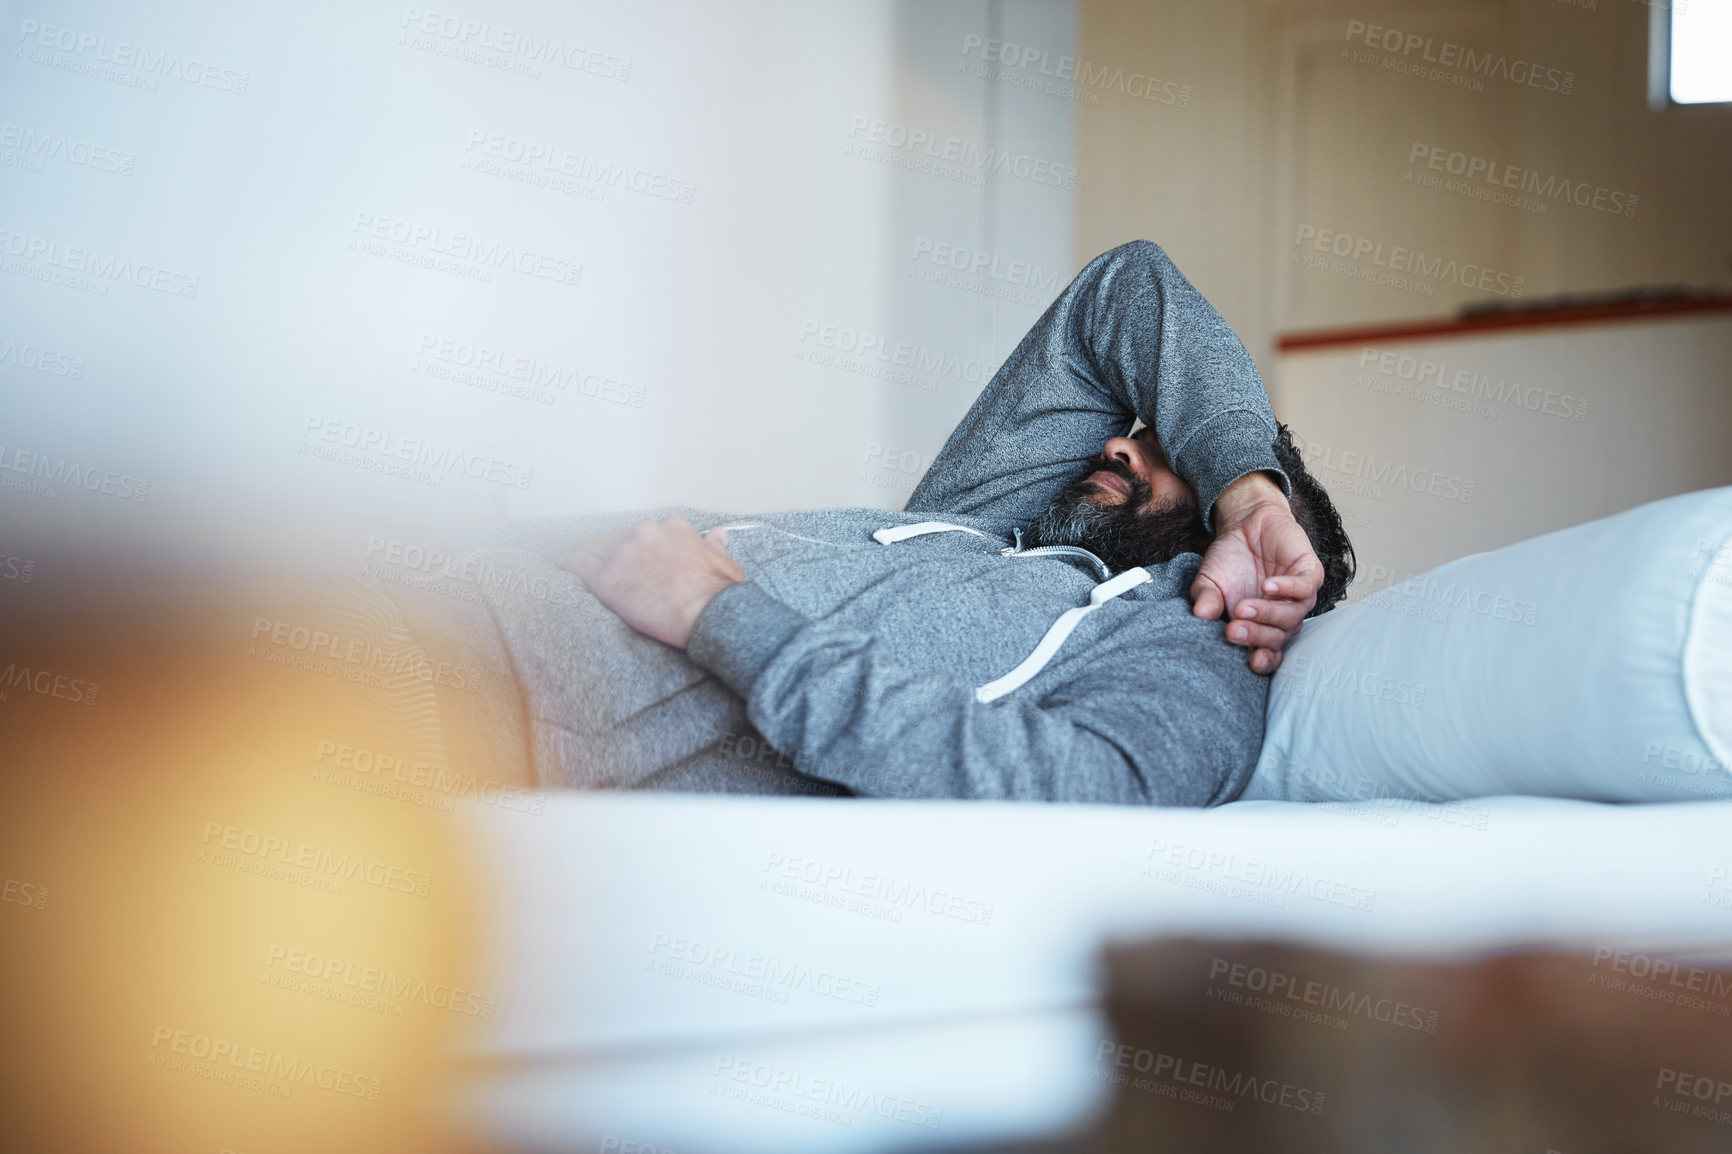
[1076,0,1732,381]
[1278,314,1732,587]
[1077,0,1732,584]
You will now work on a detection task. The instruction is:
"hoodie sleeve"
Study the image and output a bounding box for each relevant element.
[687,581,1265,805]
[904,239,1287,532]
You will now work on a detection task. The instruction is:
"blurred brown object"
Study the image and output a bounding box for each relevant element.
[0,566,510,1154]
[1082,939,1732,1154]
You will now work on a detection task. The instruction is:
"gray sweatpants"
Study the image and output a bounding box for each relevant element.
[376,514,848,797]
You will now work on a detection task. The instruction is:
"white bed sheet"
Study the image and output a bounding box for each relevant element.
[457,794,1732,1153]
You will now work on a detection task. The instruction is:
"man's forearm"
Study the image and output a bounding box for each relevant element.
[1212,470,1291,528]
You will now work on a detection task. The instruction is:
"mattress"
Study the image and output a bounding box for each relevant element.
[457,793,1732,1153]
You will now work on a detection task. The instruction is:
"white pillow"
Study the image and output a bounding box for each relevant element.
[1243,487,1732,804]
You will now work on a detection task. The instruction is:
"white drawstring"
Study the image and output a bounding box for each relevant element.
[974,567,1151,703]
[871,521,987,545]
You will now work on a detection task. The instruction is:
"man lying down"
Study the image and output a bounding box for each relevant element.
[406,240,1354,803]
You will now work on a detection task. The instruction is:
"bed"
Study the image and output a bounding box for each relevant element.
[455,792,1732,1152]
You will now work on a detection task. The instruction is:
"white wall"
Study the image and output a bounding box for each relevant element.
[0,0,1075,571]
[23,0,1720,583]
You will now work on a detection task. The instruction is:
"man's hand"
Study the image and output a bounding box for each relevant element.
[557,516,744,649]
[1191,472,1323,674]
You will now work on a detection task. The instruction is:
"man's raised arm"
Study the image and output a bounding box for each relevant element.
[905,239,1289,533]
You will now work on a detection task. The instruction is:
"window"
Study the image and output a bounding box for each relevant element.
[1654,0,1732,105]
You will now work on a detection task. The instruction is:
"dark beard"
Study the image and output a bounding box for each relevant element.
[1029,457,1211,573]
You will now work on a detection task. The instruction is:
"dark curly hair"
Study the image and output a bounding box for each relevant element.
[1270,422,1355,616]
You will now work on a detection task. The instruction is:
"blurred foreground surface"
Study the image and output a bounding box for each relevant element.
[0,568,502,1154]
[1076,939,1732,1154]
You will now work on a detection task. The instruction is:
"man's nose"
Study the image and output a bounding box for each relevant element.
[1102,436,1150,478]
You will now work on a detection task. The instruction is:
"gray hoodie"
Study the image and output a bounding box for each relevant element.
[438,240,1290,804]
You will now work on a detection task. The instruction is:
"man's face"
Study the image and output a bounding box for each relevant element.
[1029,427,1211,573]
